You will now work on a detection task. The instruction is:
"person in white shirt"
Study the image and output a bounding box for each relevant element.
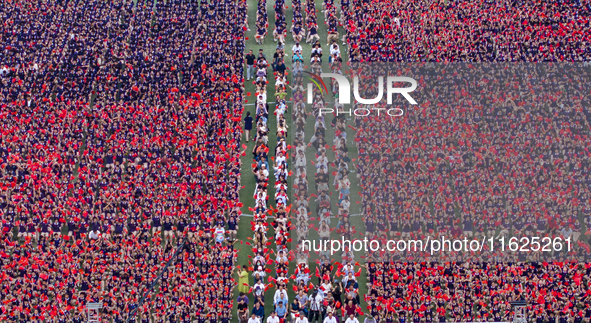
[277,275,289,287]
[330,43,340,55]
[275,101,287,117]
[311,44,322,58]
[292,42,303,55]
[259,164,269,178]
[340,198,350,212]
[320,280,333,296]
[253,281,266,297]
[329,43,341,63]
[297,206,308,223]
[255,191,267,205]
[342,272,357,288]
[275,152,287,166]
[89,229,100,240]
[254,220,267,233]
[248,313,261,323]
[315,152,328,170]
[339,176,350,187]
[275,182,288,191]
[309,291,324,323]
[318,221,331,242]
[323,312,337,323]
[253,263,267,278]
[257,92,267,105]
[267,312,280,323]
[342,263,355,276]
[275,191,289,206]
[214,224,225,243]
[295,312,309,323]
[295,150,306,168]
[275,251,288,264]
[345,314,359,323]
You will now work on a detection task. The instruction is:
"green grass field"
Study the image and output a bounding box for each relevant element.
[233,0,369,320]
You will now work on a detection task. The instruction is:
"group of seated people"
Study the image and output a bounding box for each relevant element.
[273,0,288,44]
[340,0,591,319]
[255,0,269,44]
[3,0,591,321]
[290,0,305,43]
[345,0,591,62]
[0,0,247,321]
[361,260,591,323]
[353,63,591,258]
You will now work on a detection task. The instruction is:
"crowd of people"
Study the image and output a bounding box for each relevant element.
[0,0,246,321]
[344,0,591,62]
[255,0,269,44]
[4,0,591,321]
[337,0,591,320]
[347,62,591,320]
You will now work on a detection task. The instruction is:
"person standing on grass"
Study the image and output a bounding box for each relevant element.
[296,289,310,316]
[246,50,256,80]
[309,290,324,323]
[244,111,253,142]
[238,265,250,294]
